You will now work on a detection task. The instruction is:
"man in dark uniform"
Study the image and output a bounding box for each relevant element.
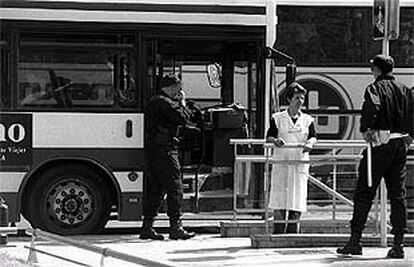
[337,55,414,258]
[140,75,196,240]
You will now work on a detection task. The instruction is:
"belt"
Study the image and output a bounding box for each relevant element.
[389,133,408,139]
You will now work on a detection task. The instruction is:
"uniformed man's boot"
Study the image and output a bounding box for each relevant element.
[387,234,404,259]
[169,218,196,240]
[139,219,164,240]
[336,232,362,255]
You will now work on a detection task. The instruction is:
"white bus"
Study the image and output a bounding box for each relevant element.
[275,0,414,141]
[0,0,276,235]
[273,0,414,200]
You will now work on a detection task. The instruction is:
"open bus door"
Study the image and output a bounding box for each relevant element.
[146,37,261,164]
[144,37,264,212]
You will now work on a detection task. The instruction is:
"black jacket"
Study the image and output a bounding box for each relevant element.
[145,93,191,147]
[360,74,414,138]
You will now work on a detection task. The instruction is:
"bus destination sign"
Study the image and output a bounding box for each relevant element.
[0,113,32,166]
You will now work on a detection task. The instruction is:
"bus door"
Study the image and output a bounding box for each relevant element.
[146,38,262,164]
[144,37,264,210]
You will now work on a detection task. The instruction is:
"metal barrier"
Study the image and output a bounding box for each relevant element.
[25,228,172,267]
[231,138,414,247]
[0,227,18,234]
[0,226,17,245]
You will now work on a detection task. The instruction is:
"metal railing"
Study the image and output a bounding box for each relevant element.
[0,227,18,234]
[231,138,414,247]
[0,226,17,245]
[25,228,172,267]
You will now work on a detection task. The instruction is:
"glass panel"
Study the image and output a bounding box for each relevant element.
[390,8,414,66]
[234,61,248,108]
[18,35,138,109]
[0,34,9,109]
[0,46,4,109]
[366,7,385,61]
[182,65,221,106]
[277,6,366,65]
[278,6,414,67]
[162,60,222,109]
[145,39,158,98]
[249,62,258,137]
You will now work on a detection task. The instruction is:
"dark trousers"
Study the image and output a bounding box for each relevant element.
[273,209,302,234]
[143,142,183,222]
[351,138,407,235]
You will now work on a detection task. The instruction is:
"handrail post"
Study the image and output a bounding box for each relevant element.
[367,143,372,187]
[100,248,108,267]
[264,145,270,235]
[332,148,337,220]
[27,231,38,264]
[233,143,238,222]
[380,180,388,247]
[374,193,380,234]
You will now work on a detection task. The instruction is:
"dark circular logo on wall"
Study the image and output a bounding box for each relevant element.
[279,74,355,140]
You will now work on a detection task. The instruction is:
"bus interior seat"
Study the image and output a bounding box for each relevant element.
[19,82,41,98]
[69,83,92,100]
[91,84,113,100]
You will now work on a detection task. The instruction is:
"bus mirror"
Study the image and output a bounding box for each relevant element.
[206,63,221,89]
[286,64,296,86]
[373,0,385,40]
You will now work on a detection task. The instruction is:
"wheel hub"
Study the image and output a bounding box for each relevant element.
[48,181,93,226]
[62,197,80,213]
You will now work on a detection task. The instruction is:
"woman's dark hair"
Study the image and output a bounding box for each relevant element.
[285,82,307,102]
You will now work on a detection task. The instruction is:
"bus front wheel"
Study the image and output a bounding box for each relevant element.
[28,164,111,235]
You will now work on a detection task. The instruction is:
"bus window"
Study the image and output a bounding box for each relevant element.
[0,44,4,109]
[17,33,138,109]
[163,62,222,109]
[234,61,258,136]
[234,61,249,108]
[276,6,366,65]
[0,32,10,109]
[390,7,414,66]
[277,5,414,68]
[105,51,138,108]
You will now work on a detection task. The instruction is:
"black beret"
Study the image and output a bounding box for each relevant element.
[370,54,394,74]
[161,75,180,88]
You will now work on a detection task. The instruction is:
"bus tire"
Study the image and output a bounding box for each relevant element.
[28,164,111,235]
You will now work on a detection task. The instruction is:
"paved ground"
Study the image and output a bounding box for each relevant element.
[2,233,414,267]
[1,210,413,266]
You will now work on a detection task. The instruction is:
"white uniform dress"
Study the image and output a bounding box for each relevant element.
[268,110,314,212]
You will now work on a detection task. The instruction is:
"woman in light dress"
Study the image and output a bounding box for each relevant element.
[266,82,317,234]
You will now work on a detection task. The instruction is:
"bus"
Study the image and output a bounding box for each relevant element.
[275,0,414,141]
[165,0,414,202]
[273,0,414,200]
[0,0,277,235]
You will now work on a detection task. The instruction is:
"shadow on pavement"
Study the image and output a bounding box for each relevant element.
[169,255,235,262]
[169,246,251,254]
